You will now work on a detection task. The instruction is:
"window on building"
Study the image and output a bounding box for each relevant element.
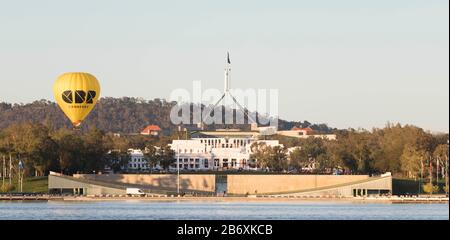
[222,159,229,168]
[231,159,237,167]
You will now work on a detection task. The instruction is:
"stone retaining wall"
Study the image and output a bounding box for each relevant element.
[74,174,216,192]
[227,175,369,194]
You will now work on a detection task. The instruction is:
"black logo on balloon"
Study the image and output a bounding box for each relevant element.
[62,90,96,104]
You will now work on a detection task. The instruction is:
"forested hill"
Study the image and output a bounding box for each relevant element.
[0,97,335,133]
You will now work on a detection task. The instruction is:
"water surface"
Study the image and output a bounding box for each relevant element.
[0,201,448,220]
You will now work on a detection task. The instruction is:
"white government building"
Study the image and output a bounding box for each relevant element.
[127,149,149,171]
[169,136,282,171]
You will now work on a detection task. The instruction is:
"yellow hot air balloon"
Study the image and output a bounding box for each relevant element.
[53,72,101,127]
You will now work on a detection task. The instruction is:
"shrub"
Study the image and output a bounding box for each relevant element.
[0,184,15,193]
[422,183,440,194]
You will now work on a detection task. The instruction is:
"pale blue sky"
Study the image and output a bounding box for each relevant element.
[0,0,448,132]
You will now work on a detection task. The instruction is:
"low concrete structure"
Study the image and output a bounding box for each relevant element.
[227,175,371,195]
[48,172,126,195]
[272,175,393,197]
[49,173,392,197]
[73,173,216,193]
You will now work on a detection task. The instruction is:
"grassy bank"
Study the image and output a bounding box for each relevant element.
[1,176,48,193]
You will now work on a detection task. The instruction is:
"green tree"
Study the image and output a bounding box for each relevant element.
[434,144,448,193]
[81,128,109,173]
[422,183,440,194]
[1,123,58,176]
[400,144,424,179]
[270,146,288,171]
[156,145,175,170]
[289,148,306,170]
[250,142,272,169]
[105,150,130,173]
[52,128,84,174]
[250,142,288,171]
[144,145,159,170]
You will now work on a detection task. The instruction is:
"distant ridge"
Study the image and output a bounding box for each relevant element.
[0,97,335,134]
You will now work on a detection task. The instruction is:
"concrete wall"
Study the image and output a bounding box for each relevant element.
[71,174,373,195]
[48,174,126,195]
[274,176,393,197]
[227,175,369,194]
[74,174,216,193]
[85,186,125,195]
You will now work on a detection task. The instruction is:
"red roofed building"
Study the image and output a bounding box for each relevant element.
[291,127,313,135]
[278,127,336,140]
[141,125,162,136]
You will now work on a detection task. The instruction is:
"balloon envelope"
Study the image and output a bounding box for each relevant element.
[53,72,101,127]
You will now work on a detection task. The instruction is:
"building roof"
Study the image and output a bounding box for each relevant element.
[141,125,161,132]
[291,127,313,131]
[199,131,259,138]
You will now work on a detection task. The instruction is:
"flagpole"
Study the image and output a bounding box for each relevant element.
[177,145,180,195]
[2,155,5,188]
[9,153,12,185]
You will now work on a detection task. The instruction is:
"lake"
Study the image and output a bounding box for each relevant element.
[0,200,448,220]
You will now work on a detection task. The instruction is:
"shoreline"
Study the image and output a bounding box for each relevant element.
[1,195,448,204]
[59,196,450,204]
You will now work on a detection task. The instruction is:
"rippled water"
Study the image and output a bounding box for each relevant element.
[0,200,448,220]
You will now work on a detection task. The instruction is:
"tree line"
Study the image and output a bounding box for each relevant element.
[0,122,447,178]
[0,98,334,133]
[0,120,448,193]
[0,122,180,179]
[0,98,176,133]
[252,123,448,193]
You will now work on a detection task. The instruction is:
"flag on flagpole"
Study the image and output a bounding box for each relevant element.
[227,52,231,64]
